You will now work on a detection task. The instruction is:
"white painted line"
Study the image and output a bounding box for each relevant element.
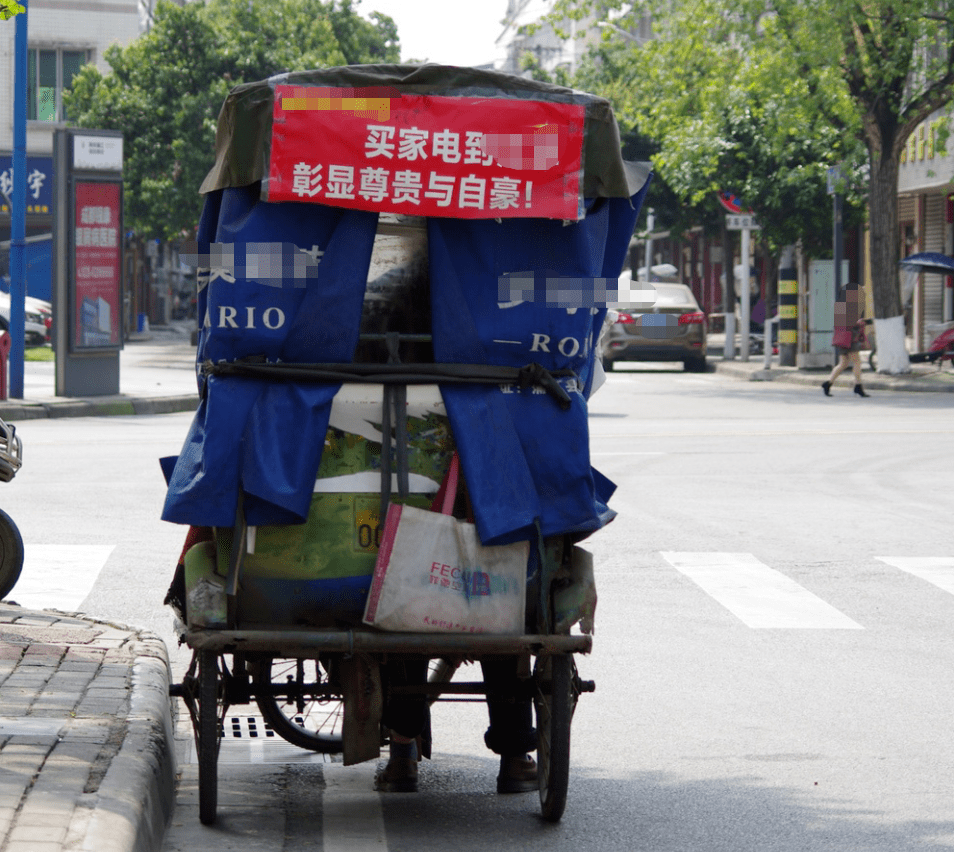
[875,556,954,595]
[323,762,388,851]
[661,552,863,629]
[11,544,115,611]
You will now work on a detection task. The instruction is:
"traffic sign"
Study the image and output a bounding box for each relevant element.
[726,214,759,230]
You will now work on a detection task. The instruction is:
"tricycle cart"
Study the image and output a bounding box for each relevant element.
[164,64,651,825]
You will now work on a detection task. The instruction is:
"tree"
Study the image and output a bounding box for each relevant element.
[558,0,954,373]
[64,0,399,240]
[0,0,24,21]
[769,0,954,372]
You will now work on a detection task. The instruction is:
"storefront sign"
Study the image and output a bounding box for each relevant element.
[0,155,53,214]
[267,87,585,220]
[73,181,121,348]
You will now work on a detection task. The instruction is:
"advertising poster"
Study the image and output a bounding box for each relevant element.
[268,87,585,220]
[73,181,121,349]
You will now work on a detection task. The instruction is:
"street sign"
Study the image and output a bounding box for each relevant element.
[726,214,759,230]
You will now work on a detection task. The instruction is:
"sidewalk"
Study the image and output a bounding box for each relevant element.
[0,322,200,421]
[0,604,174,852]
[708,333,954,393]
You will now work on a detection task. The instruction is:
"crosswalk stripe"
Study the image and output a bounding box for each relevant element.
[661,552,863,629]
[322,762,388,852]
[12,544,115,611]
[874,556,954,595]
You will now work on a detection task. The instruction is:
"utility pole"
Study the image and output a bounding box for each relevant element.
[10,0,28,398]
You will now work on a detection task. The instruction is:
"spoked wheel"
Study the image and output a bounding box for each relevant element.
[0,508,24,600]
[254,657,345,753]
[534,653,577,823]
[197,650,223,826]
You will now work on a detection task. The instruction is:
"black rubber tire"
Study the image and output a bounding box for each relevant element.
[255,657,345,753]
[0,509,24,600]
[535,654,574,823]
[602,356,614,372]
[684,356,707,373]
[868,348,877,372]
[198,650,220,826]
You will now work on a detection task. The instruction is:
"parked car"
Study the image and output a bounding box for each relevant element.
[0,293,52,346]
[601,278,708,372]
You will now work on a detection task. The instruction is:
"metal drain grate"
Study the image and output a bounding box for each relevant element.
[179,714,339,765]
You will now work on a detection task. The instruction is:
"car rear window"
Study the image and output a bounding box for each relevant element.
[653,284,699,309]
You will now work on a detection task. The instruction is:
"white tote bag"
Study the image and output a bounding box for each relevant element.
[362,455,528,634]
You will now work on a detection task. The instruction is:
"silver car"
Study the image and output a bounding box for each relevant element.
[601,280,708,372]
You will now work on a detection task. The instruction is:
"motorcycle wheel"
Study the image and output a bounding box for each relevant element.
[0,508,24,600]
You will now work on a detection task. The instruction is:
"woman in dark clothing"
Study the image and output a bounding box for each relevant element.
[822,282,871,397]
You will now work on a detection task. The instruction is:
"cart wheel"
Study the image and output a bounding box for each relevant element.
[0,508,24,600]
[198,650,221,826]
[534,653,576,823]
[255,657,345,753]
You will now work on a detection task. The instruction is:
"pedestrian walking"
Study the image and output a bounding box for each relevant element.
[822,282,871,397]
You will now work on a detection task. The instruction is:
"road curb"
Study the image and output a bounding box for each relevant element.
[0,395,199,421]
[78,632,177,852]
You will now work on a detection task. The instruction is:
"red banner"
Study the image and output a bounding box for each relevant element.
[267,87,585,220]
[74,181,121,348]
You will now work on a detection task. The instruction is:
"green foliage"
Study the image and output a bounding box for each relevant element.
[567,0,867,256]
[0,0,24,21]
[63,0,399,240]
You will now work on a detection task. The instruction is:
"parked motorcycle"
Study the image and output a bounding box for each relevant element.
[0,418,24,599]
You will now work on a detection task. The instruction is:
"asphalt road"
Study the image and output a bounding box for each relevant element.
[6,365,954,851]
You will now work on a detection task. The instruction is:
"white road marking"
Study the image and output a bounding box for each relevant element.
[661,552,863,629]
[10,544,115,611]
[875,556,954,595]
[323,762,388,851]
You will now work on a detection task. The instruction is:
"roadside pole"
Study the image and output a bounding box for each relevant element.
[727,214,759,362]
[10,0,28,398]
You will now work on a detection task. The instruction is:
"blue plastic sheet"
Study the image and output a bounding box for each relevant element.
[162,184,377,526]
[428,194,646,544]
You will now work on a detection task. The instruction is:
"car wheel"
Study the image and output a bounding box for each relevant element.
[602,356,614,372]
[684,356,706,372]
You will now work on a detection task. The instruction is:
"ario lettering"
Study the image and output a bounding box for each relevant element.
[203,305,287,330]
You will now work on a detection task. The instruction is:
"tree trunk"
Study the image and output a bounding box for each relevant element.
[867,149,910,373]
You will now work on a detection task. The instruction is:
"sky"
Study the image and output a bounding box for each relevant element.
[357,0,510,67]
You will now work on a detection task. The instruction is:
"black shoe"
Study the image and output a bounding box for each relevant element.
[854,384,869,397]
[497,754,538,794]
[375,756,418,792]
[822,381,832,396]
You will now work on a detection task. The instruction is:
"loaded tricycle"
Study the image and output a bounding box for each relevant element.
[163,64,651,825]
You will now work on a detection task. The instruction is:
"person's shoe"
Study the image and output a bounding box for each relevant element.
[375,756,418,792]
[497,754,538,794]
[822,381,832,396]
[854,384,869,397]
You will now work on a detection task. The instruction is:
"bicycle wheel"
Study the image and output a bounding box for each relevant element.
[534,653,576,823]
[0,508,24,600]
[254,657,345,753]
[198,650,222,826]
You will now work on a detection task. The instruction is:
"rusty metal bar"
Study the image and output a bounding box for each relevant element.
[183,629,592,657]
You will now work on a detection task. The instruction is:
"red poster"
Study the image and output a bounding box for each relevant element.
[74,181,122,348]
[267,87,585,220]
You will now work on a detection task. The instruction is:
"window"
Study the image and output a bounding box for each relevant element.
[27,48,89,122]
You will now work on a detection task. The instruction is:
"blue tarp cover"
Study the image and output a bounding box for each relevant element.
[162,184,647,544]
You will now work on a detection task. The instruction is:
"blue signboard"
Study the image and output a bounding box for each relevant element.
[0,155,54,215]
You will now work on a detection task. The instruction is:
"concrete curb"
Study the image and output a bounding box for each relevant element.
[78,632,176,852]
[0,395,199,421]
[713,360,954,392]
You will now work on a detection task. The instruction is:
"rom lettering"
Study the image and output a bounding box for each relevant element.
[529,333,581,357]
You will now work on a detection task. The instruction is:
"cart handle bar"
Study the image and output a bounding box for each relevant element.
[182,629,592,657]
[201,359,576,410]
